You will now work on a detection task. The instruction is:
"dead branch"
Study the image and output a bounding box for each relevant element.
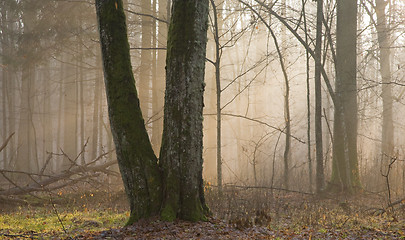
[217,184,314,196]
[0,158,117,196]
[0,132,15,153]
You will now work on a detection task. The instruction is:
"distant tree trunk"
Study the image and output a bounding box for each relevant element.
[281,0,291,190]
[16,5,38,172]
[315,0,325,193]
[151,0,168,153]
[375,0,394,160]
[15,61,35,172]
[62,56,77,168]
[210,0,222,192]
[330,0,360,192]
[42,63,53,166]
[91,54,102,160]
[159,0,209,221]
[151,0,157,149]
[140,0,152,121]
[302,0,312,192]
[98,80,104,155]
[78,34,85,165]
[56,60,64,170]
[1,6,8,167]
[1,64,7,170]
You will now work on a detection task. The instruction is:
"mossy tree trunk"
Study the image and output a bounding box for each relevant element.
[95,0,162,224]
[96,0,209,223]
[330,0,360,192]
[159,0,209,221]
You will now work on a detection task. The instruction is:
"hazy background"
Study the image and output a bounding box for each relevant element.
[0,0,404,195]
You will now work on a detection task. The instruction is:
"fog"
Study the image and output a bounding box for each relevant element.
[1,0,404,196]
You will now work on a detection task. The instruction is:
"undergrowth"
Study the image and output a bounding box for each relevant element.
[0,185,404,239]
[0,189,129,239]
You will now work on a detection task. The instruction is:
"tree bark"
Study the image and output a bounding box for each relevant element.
[95,0,162,224]
[159,0,209,221]
[96,0,209,223]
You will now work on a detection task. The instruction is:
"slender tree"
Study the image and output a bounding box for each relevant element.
[375,0,394,160]
[151,0,168,152]
[315,0,325,193]
[140,0,152,118]
[280,0,291,190]
[209,0,223,192]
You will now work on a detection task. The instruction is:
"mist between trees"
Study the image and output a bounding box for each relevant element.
[1,0,405,207]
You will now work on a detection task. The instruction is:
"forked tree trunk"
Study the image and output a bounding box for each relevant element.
[96,0,209,223]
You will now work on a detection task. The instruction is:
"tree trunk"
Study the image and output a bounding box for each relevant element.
[375,0,394,161]
[91,54,102,160]
[1,5,8,168]
[330,0,360,192]
[78,33,85,165]
[140,0,152,121]
[151,0,168,153]
[315,0,325,193]
[210,0,222,192]
[96,0,209,223]
[62,55,77,169]
[281,0,290,190]
[42,63,53,169]
[302,0,312,191]
[159,0,209,221]
[95,0,162,224]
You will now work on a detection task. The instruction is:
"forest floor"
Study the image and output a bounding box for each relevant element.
[1,183,405,239]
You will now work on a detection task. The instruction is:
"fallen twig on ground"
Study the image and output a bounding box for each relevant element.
[0,151,117,197]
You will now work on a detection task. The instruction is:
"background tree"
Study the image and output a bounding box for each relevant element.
[375,0,394,161]
[315,0,325,193]
[330,0,361,191]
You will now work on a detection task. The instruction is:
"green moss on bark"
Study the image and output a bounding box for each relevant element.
[159,0,209,222]
[96,0,210,224]
[96,0,161,222]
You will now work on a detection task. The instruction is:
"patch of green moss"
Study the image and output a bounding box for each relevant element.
[160,204,176,221]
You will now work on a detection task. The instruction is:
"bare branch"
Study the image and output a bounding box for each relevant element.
[204,113,305,144]
[0,132,15,153]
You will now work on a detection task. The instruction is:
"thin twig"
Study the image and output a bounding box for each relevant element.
[0,132,15,153]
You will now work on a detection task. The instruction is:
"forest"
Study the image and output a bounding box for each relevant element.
[0,0,404,239]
